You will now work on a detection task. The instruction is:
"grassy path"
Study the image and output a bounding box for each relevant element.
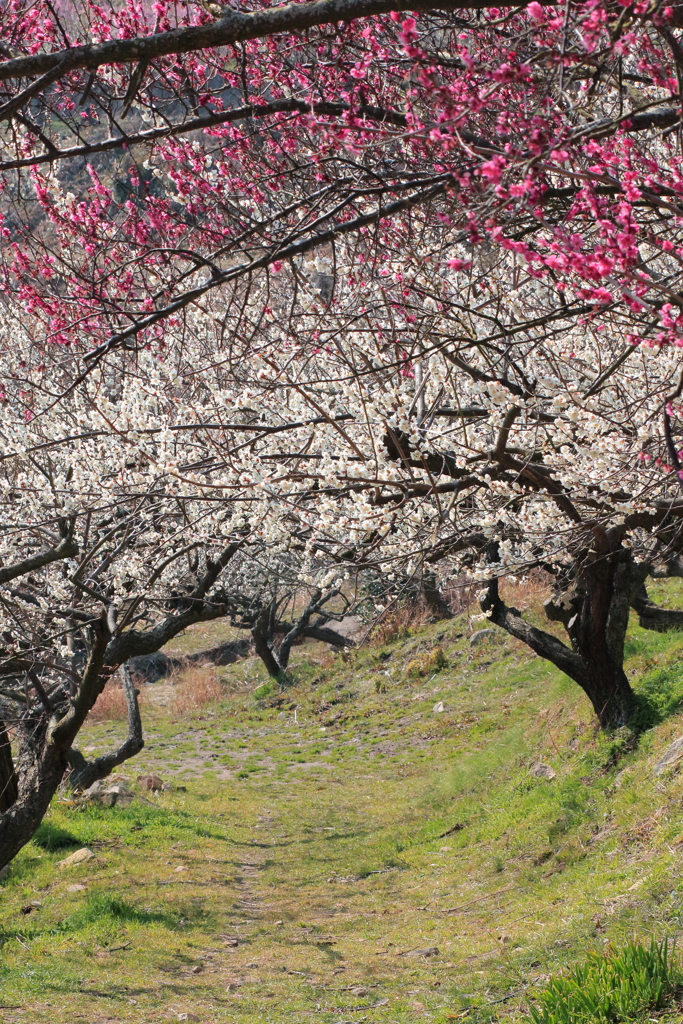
[2,606,683,1022]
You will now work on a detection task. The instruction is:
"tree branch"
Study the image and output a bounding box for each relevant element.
[0,530,78,586]
[47,621,111,749]
[106,540,243,664]
[83,179,449,363]
[0,100,408,171]
[481,574,586,683]
[631,585,683,633]
[65,663,144,790]
[0,0,536,83]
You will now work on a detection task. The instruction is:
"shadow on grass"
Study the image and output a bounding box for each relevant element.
[631,666,683,733]
[41,803,230,847]
[32,822,83,851]
[0,892,189,948]
[57,892,182,931]
[600,682,683,770]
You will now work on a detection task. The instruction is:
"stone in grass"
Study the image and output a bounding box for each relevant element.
[530,762,556,780]
[469,628,498,646]
[20,901,42,915]
[83,779,107,799]
[101,784,135,808]
[653,735,683,777]
[432,701,446,714]
[137,773,164,791]
[81,779,135,808]
[57,848,95,869]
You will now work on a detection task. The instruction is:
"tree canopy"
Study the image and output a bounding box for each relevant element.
[1,0,683,862]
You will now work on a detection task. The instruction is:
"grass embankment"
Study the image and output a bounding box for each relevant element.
[2,583,683,1022]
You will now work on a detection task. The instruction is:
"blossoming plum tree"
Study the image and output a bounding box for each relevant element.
[2,0,683,864]
[0,321,374,867]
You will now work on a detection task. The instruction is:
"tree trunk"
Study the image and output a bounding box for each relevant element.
[251,605,284,679]
[249,590,353,679]
[420,571,453,620]
[0,721,67,869]
[482,538,640,729]
[576,659,637,730]
[570,541,638,727]
[0,666,141,866]
[0,541,251,869]
[0,721,18,813]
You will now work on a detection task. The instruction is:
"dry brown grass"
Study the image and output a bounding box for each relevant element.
[499,569,554,614]
[371,577,478,644]
[443,571,552,620]
[171,665,224,714]
[87,676,143,723]
[370,602,432,645]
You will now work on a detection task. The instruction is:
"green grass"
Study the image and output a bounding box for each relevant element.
[2,589,683,1021]
[528,940,681,1023]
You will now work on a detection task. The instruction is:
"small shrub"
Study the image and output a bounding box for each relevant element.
[406,646,447,679]
[172,666,223,714]
[527,939,681,1023]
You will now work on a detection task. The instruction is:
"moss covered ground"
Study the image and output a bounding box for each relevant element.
[3,582,683,1022]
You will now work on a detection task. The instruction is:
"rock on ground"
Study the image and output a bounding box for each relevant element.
[80,780,135,807]
[653,735,683,776]
[469,629,498,646]
[137,773,164,791]
[57,848,94,869]
[530,762,556,780]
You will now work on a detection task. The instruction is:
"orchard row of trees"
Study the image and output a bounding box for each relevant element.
[0,0,683,864]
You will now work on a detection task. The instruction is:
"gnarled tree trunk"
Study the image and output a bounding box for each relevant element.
[0,721,18,813]
[251,591,354,680]
[420,571,453,621]
[0,542,232,868]
[0,715,71,868]
[482,536,643,729]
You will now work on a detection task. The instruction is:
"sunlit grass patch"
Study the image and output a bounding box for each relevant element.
[526,939,682,1023]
